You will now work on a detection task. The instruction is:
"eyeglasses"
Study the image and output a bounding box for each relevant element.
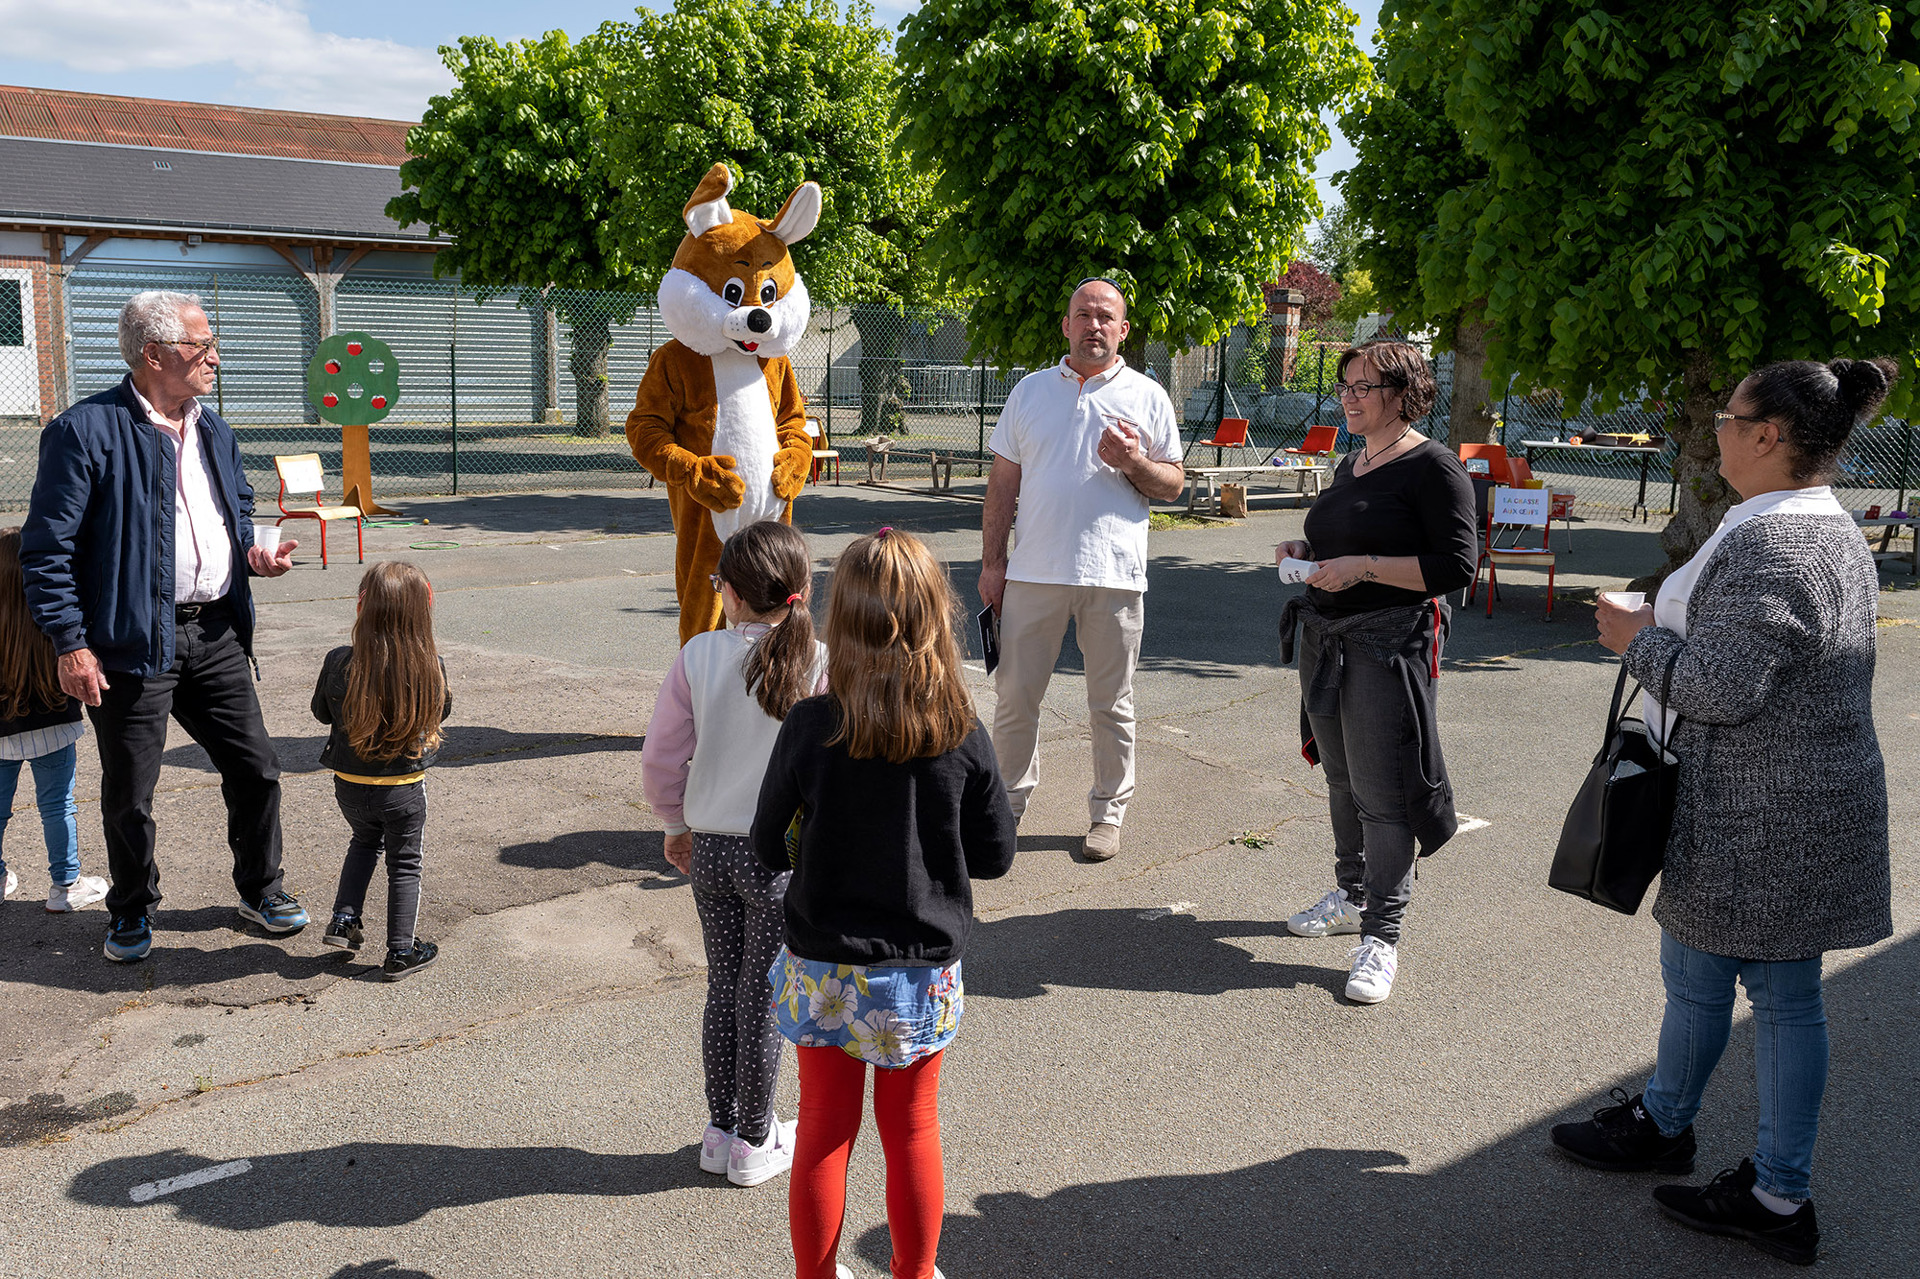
[709,573,725,592]
[1333,380,1394,400]
[152,337,219,358]
[1712,409,1767,432]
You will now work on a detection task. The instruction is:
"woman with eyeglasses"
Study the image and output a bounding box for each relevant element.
[1273,339,1477,1004]
[1554,358,1895,1266]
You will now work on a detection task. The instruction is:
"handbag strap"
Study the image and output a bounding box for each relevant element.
[1656,647,1685,746]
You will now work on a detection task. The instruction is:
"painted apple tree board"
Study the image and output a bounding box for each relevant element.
[305,332,402,517]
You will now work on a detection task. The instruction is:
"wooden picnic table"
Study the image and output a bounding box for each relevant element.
[1855,513,1919,574]
[1183,461,1332,515]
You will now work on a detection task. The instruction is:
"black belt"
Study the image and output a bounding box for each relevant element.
[175,599,228,621]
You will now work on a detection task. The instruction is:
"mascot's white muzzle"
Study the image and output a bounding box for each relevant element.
[722,305,777,352]
[659,269,811,360]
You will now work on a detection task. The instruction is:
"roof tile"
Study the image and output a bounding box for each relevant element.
[0,84,415,164]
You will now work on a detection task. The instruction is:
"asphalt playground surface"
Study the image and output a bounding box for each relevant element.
[0,479,1915,1279]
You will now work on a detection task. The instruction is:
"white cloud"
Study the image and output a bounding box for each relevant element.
[0,0,454,120]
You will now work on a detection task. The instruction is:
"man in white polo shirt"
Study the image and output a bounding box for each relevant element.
[978,277,1184,861]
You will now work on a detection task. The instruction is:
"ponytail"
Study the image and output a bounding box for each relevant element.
[717,521,818,720]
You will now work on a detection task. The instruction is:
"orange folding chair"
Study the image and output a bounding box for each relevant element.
[1285,424,1340,459]
[1193,416,1253,466]
[274,453,363,569]
[1507,456,1576,551]
[1477,485,1557,619]
[1459,442,1512,485]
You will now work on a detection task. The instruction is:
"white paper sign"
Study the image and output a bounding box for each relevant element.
[1277,557,1318,584]
[1492,487,1550,525]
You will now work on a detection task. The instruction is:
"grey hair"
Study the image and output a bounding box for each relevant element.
[118,290,204,368]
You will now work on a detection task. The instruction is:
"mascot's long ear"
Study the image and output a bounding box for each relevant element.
[683,163,735,238]
[766,181,822,246]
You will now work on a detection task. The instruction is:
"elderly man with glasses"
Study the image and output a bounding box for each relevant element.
[21,289,306,963]
[978,277,1184,862]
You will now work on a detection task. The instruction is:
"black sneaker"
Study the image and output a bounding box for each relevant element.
[1550,1088,1696,1173]
[382,939,439,982]
[1654,1158,1819,1266]
[238,890,310,935]
[103,914,152,963]
[322,913,364,951]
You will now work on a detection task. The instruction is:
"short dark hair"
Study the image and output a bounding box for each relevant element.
[1743,356,1899,482]
[1070,276,1128,320]
[1337,339,1437,422]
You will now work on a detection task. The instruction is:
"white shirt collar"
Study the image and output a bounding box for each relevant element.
[1057,356,1127,386]
[129,379,202,434]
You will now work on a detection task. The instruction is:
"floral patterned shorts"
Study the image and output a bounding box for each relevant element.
[770,946,963,1068]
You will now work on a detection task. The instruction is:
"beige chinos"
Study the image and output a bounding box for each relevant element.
[992,580,1145,826]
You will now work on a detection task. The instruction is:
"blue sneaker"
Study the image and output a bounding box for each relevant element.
[238,891,309,935]
[104,914,152,963]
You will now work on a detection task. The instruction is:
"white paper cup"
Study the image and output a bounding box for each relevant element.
[252,523,282,554]
[1599,590,1645,609]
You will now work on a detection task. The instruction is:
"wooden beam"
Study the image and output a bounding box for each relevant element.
[267,243,320,284]
[62,233,110,269]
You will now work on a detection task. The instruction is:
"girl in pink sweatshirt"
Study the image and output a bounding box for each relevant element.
[642,519,826,1189]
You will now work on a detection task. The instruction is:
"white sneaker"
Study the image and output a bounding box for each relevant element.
[47,875,109,913]
[1287,887,1362,937]
[1345,937,1398,1004]
[727,1116,798,1187]
[699,1123,733,1175]
[3,869,15,899]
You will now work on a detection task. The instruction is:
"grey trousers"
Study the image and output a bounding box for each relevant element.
[688,831,790,1145]
[331,778,427,952]
[1300,624,1419,945]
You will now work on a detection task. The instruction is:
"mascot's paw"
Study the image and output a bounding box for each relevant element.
[687,454,748,511]
[771,446,811,501]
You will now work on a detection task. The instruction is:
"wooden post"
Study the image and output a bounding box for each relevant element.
[339,421,401,516]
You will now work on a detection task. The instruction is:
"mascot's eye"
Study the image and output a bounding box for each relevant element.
[722,279,746,307]
[759,280,779,306]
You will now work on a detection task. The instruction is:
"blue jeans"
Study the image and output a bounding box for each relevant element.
[0,745,81,885]
[1643,930,1827,1200]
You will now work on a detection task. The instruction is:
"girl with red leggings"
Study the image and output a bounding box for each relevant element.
[752,528,1018,1279]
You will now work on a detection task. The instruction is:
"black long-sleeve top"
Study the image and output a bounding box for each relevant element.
[751,696,1017,966]
[1301,439,1479,618]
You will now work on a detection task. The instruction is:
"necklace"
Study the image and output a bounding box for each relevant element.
[1361,425,1413,467]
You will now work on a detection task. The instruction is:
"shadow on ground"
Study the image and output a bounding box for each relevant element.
[160,726,642,775]
[66,1143,705,1227]
[496,829,666,872]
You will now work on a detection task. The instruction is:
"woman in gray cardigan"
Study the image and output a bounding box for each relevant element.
[1551,356,1894,1267]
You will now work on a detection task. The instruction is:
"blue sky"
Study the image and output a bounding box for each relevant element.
[0,0,1378,203]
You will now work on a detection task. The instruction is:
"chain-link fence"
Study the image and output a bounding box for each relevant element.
[3,269,1916,527]
[1193,321,1920,523]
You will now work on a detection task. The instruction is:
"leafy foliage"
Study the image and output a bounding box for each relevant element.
[597,0,944,307]
[1305,201,1367,280]
[1384,0,1920,569]
[894,0,1372,367]
[1329,269,1380,330]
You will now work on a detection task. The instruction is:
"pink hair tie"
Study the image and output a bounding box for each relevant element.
[787,593,803,605]
[877,526,893,537]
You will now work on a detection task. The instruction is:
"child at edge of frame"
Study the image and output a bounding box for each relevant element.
[311,560,451,981]
[0,527,103,912]
[751,525,1018,1279]
[641,519,829,1189]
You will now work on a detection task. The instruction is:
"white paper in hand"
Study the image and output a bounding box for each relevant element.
[1277,557,1318,585]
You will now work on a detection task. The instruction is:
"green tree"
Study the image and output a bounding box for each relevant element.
[1386,0,1920,578]
[597,0,949,435]
[1335,38,1493,441]
[894,0,1372,371]
[387,31,640,436]
[1306,201,1367,281]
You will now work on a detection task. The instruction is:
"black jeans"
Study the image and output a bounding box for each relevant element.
[89,602,285,918]
[331,778,428,952]
[1300,621,1419,945]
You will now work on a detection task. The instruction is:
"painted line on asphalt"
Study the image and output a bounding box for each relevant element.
[129,1159,252,1203]
[1457,814,1491,834]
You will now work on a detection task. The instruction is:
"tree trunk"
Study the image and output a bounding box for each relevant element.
[851,304,907,437]
[567,313,613,438]
[1446,312,1497,444]
[1632,351,1734,592]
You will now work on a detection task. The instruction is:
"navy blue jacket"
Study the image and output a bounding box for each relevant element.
[22,376,261,677]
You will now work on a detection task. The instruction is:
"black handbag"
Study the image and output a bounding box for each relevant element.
[1548,652,1683,914]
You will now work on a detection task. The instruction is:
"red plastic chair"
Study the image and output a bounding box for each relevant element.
[1459,442,1512,485]
[1284,424,1340,459]
[1195,416,1253,466]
